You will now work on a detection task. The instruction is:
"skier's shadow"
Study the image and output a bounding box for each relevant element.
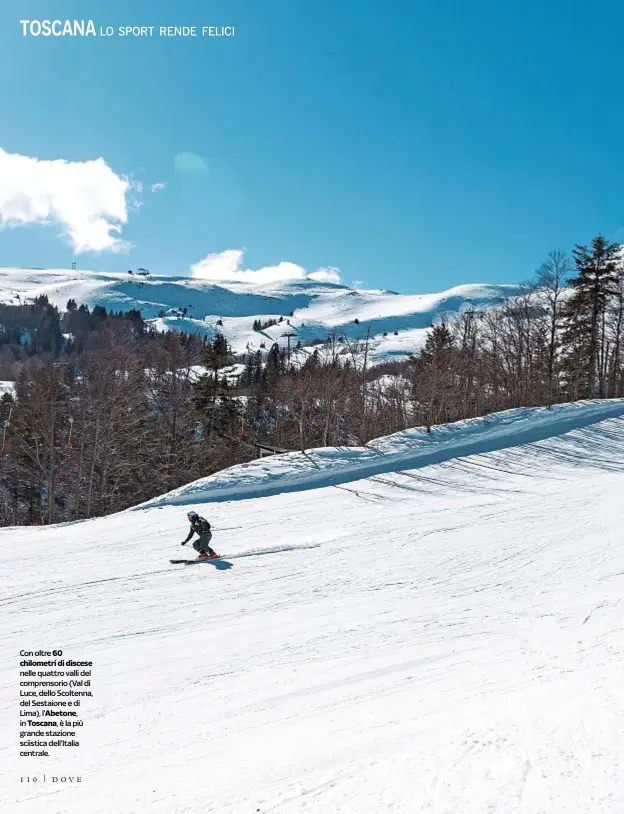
[205,559,233,571]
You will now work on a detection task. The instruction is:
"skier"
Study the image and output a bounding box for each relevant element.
[181,511,218,559]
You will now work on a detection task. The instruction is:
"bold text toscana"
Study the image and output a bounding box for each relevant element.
[19,20,235,37]
[20,20,98,36]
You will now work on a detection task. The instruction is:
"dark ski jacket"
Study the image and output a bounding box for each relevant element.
[184,516,211,543]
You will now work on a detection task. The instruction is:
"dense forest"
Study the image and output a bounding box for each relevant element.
[0,234,622,526]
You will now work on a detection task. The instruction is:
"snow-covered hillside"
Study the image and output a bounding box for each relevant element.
[0,267,518,363]
[2,399,624,813]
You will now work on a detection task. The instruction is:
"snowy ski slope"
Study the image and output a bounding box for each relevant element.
[2,400,624,813]
[0,267,517,363]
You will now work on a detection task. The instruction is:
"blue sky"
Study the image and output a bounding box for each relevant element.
[1,0,624,291]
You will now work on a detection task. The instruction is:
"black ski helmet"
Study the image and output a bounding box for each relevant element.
[187,510,198,520]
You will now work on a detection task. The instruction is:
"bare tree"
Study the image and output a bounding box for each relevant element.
[533,250,571,405]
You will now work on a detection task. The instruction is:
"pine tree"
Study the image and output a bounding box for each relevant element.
[241,355,256,387]
[264,343,285,387]
[203,332,231,377]
[193,373,240,440]
[302,348,320,372]
[420,321,455,365]
[411,321,456,432]
[240,350,264,388]
[562,235,621,398]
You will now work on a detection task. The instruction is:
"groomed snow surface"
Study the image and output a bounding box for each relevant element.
[2,400,624,813]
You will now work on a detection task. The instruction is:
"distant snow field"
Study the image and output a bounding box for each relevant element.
[2,399,624,812]
[0,267,518,364]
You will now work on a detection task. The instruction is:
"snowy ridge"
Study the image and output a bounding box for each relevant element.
[0,267,518,363]
[136,399,624,508]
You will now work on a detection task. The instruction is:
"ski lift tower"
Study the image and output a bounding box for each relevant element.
[281,331,298,362]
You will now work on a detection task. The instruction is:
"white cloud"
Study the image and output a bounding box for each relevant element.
[151,182,167,192]
[0,147,132,253]
[308,267,342,284]
[190,249,343,287]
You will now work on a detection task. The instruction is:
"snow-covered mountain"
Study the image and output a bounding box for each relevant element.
[0,267,519,363]
[2,399,624,812]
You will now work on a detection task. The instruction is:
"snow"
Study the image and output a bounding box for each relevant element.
[137,399,624,506]
[0,267,518,363]
[2,399,624,812]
